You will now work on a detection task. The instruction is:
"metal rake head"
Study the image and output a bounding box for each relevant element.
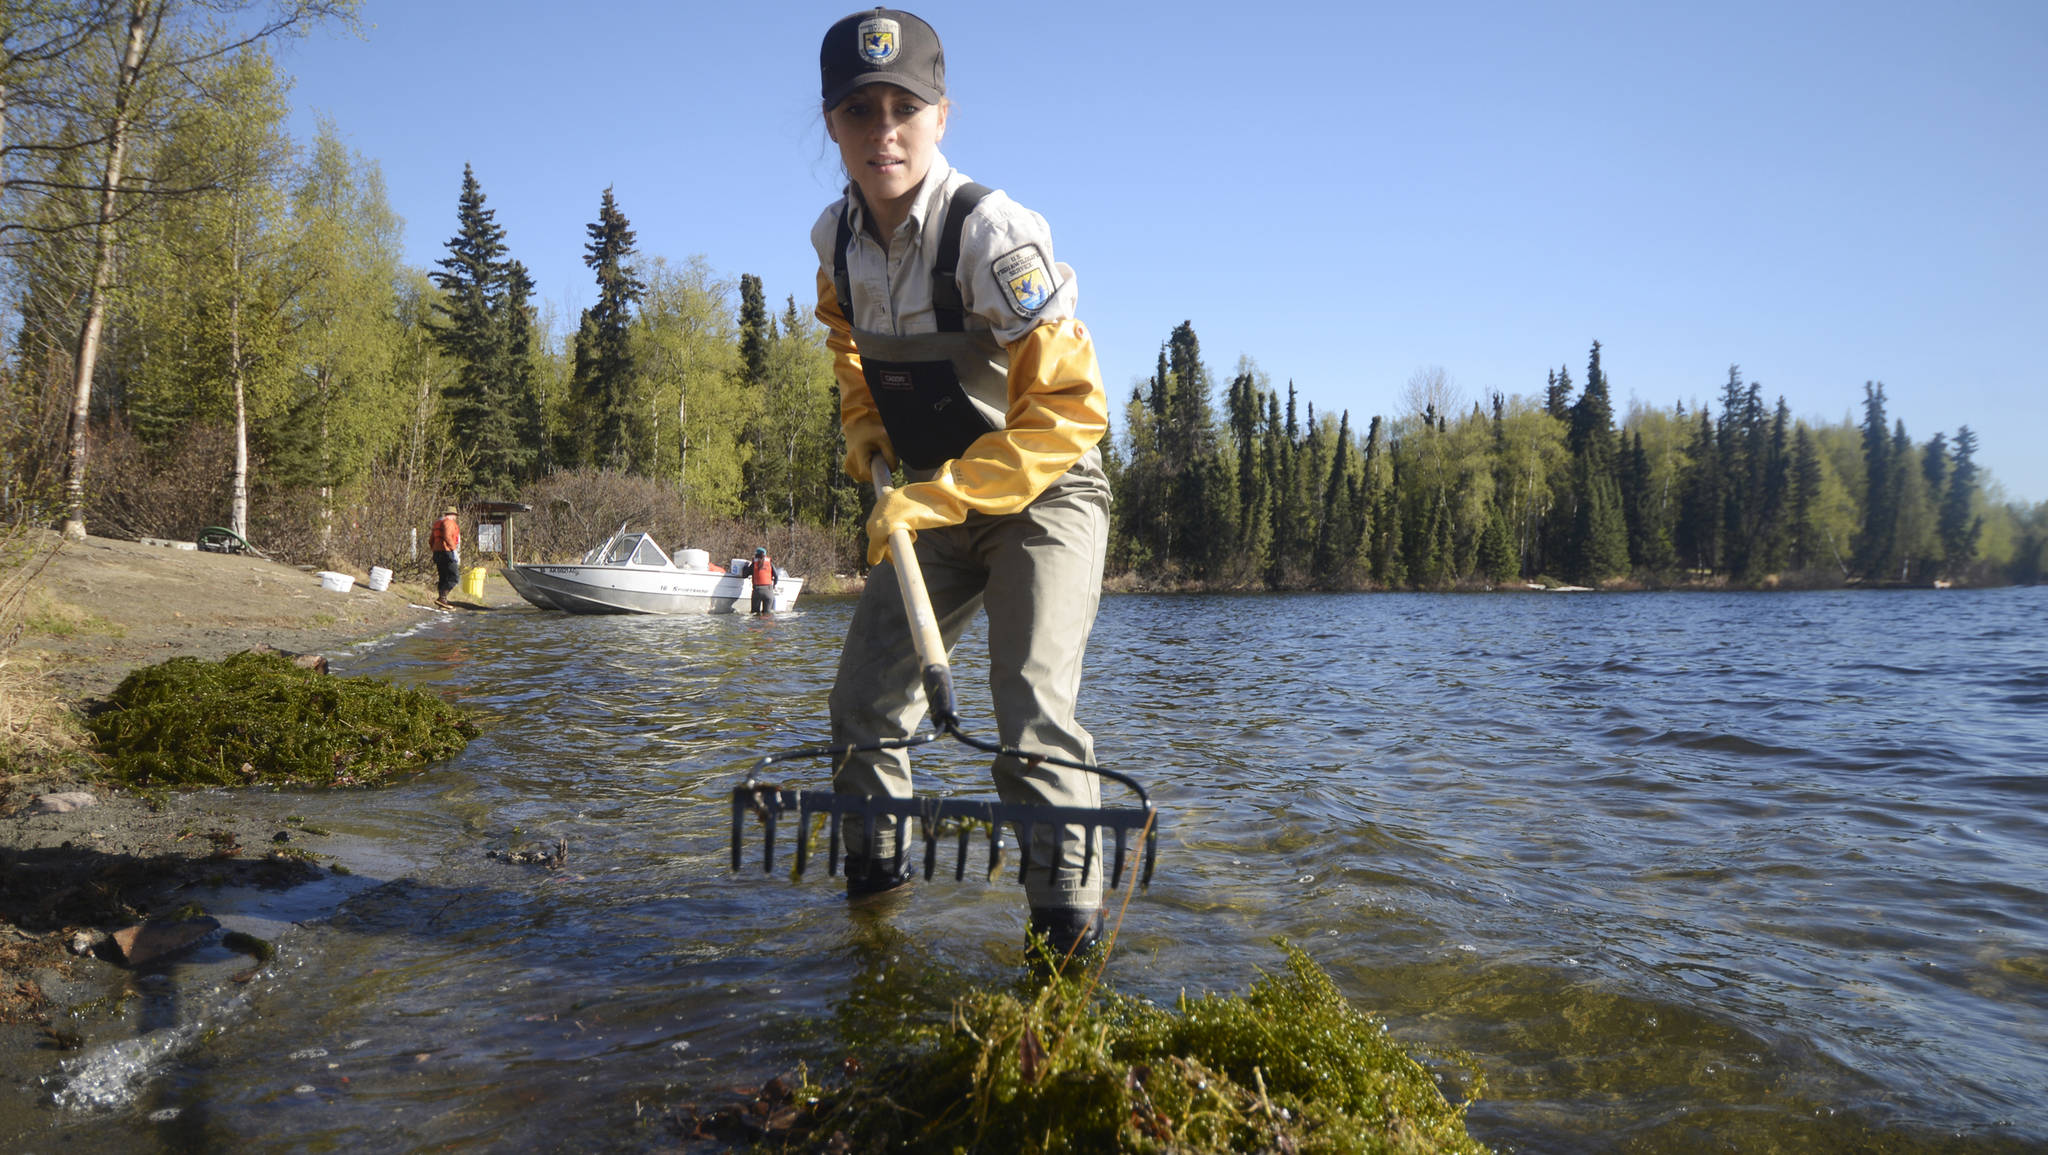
[731,782,1159,892]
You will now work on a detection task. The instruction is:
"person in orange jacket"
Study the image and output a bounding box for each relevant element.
[812,9,1113,960]
[428,506,460,610]
[742,546,779,613]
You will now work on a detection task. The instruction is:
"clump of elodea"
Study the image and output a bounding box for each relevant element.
[86,651,477,789]
[764,938,1489,1154]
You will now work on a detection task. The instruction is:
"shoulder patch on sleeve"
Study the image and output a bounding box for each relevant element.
[992,244,1058,317]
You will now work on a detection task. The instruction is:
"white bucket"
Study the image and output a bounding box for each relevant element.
[366,565,392,592]
[677,548,710,571]
[317,570,355,593]
[730,557,747,575]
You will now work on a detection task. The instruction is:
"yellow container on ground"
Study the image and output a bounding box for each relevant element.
[460,566,486,600]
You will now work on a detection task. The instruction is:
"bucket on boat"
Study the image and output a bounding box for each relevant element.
[678,548,710,571]
[460,566,486,600]
[366,565,392,592]
[317,570,355,593]
[730,557,747,575]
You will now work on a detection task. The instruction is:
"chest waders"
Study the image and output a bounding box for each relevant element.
[729,450,1158,895]
[832,184,1009,474]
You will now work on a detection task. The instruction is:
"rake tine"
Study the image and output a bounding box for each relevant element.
[1079,824,1096,889]
[794,800,812,878]
[1016,820,1034,885]
[762,804,779,874]
[922,819,939,880]
[986,822,1003,882]
[1111,826,1129,890]
[955,822,970,881]
[860,807,878,882]
[895,814,912,879]
[1142,821,1159,887]
[730,790,746,873]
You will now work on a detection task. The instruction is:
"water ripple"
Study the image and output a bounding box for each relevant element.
[47,587,2047,1153]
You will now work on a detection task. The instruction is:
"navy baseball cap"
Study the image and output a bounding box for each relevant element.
[821,8,945,109]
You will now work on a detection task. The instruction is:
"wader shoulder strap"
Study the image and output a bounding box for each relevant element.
[832,182,992,332]
[832,206,854,321]
[931,182,990,333]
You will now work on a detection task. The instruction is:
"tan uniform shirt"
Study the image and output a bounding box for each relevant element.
[809,153,1079,343]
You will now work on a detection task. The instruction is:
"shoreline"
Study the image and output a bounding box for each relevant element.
[1,531,513,1125]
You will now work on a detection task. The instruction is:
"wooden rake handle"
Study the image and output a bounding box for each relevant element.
[872,452,958,725]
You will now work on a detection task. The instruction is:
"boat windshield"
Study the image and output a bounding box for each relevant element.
[600,534,670,568]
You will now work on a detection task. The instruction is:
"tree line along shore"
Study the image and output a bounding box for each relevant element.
[6,4,2041,592]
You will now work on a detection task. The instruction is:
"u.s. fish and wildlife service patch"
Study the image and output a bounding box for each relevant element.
[994,245,1057,316]
[859,17,900,64]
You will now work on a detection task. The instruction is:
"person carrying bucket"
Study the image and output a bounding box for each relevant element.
[429,506,461,610]
[743,546,780,614]
[811,8,1113,960]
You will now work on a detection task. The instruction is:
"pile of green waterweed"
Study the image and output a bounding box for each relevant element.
[86,651,477,789]
[765,940,1488,1154]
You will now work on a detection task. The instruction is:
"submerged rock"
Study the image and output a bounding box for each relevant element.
[107,917,221,968]
[29,792,98,814]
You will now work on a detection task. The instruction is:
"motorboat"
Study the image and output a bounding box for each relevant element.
[504,528,802,615]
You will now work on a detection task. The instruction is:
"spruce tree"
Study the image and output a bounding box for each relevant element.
[1676,409,1719,571]
[1938,425,1981,575]
[1565,341,1628,583]
[1887,419,1922,582]
[1545,366,1573,421]
[1788,424,1824,571]
[1715,367,1754,576]
[571,186,647,470]
[428,164,535,493]
[1752,398,1791,575]
[500,259,547,481]
[1477,504,1518,583]
[1852,381,1894,579]
[1921,431,1948,503]
[1312,411,1353,585]
[1135,321,1232,578]
[1624,431,1674,572]
[737,274,770,388]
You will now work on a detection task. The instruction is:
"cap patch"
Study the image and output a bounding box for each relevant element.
[994,245,1056,316]
[858,17,901,65]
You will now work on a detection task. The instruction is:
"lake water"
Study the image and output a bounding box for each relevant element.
[24,587,2048,1152]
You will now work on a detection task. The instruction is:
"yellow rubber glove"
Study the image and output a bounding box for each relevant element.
[857,318,1108,568]
[843,417,895,485]
[866,486,923,567]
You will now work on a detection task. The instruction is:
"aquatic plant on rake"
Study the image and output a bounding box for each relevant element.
[86,651,477,789]
[760,940,1488,1154]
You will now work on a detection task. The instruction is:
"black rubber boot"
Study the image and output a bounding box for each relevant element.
[1026,906,1105,972]
[843,851,916,903]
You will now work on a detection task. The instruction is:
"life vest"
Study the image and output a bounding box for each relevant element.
[429,516,459,552]
[751,557,775,586]
[832,184,1009,473]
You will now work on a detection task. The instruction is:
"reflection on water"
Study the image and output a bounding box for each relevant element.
[28,588,2048,1152]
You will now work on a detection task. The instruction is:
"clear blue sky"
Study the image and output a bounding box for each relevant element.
[274,0,2048,502]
